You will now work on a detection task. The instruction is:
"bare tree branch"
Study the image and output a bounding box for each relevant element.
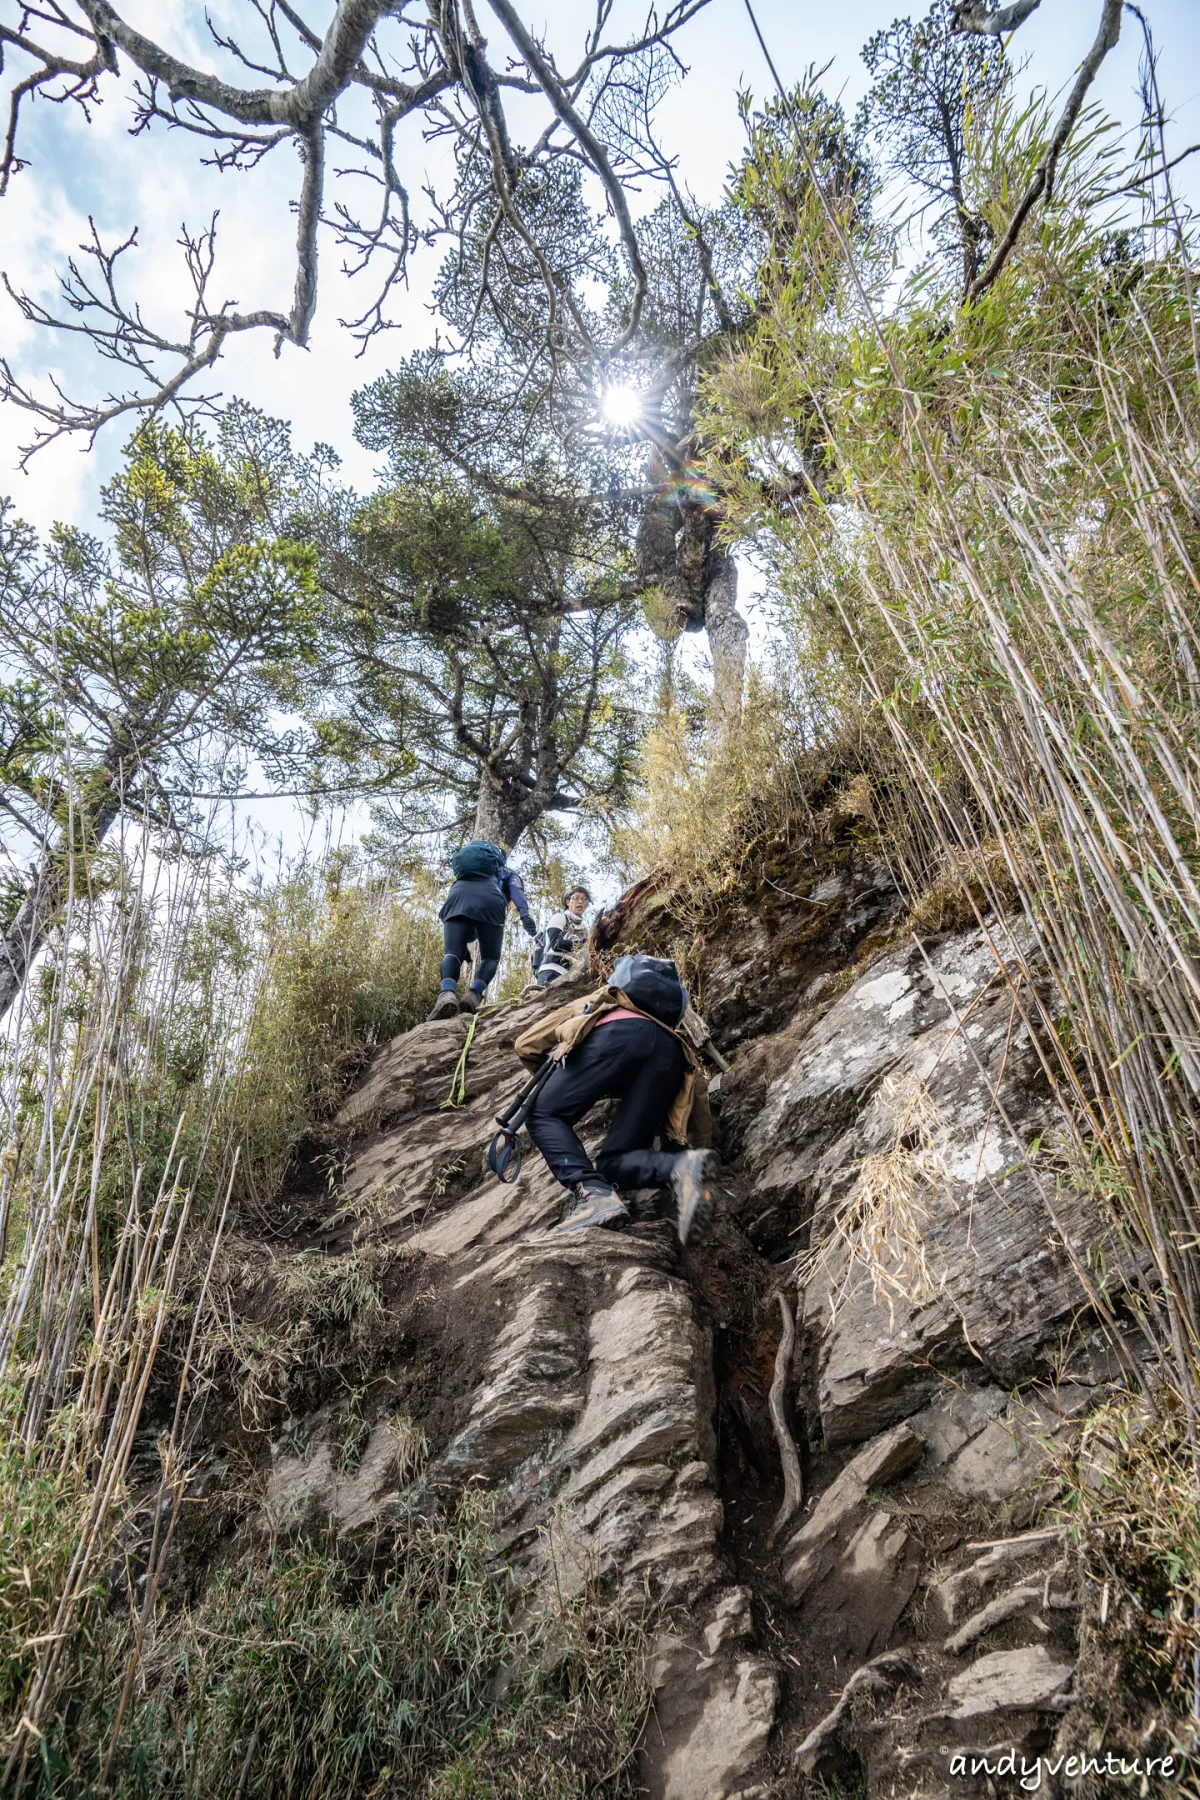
[73,0,389,126]
[1,0,709,452]
[963,0,1123,301]
[486,0,649,353]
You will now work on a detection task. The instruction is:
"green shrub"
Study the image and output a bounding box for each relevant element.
[228,867,442,1210]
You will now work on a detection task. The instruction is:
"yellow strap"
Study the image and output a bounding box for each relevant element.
[441,1011,479,1109]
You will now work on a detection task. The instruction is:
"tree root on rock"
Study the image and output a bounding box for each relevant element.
[767,1288,803,1547]
[944,1582,1046,1654]
[793,1649,918,1773]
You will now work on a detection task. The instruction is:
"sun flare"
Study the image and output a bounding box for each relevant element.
[600,384,643,428]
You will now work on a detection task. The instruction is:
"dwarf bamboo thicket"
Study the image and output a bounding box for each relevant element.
[0,842,441,1782]
[696,53,1200,1667]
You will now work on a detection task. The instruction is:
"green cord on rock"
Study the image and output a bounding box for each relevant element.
[441,1011,479,1109]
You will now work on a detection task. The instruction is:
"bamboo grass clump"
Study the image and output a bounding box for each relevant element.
[708,90,1200,1433]
[0,827,442,1782]
[0,847,241,1784]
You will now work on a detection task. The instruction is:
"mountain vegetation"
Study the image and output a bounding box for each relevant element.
[1,0,1198,1792]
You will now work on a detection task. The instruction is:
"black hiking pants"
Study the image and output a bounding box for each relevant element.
[526,1016,687,1191]
[441,917,504,988]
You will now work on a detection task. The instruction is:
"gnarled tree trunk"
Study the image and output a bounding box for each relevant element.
[473,771,519,849]
[702,546,748,738]
[0,728,140,1020]
[636,449,749,735]
[0,781,123,1020]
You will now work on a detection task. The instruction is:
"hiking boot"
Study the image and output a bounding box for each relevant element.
[671,1149,716,1247]
[459,988,484,1015]
[427,989,461,1022]
[551,1182,630,1236]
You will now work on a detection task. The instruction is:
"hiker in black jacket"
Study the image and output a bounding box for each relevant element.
[429,839,536,1021]
[511,954,718,1241]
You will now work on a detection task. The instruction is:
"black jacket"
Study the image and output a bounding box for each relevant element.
[439,868,532,928]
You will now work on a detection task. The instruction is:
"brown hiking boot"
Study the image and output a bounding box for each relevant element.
[427,990,460,1022]
[551,1183,630,1235]
[671,1150,716,1246]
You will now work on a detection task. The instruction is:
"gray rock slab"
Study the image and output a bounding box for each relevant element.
[781,1423,925,1658]
[643,1636,778,1800]
[906,1385,1009,1468]
[945,1646,1075,1719]
[942,1383,1093,1503]
[741,926,1123,1444]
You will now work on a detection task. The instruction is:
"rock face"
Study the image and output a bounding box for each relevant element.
[645,1638,778,1800]
[320,972,777,1798]
[741,925,1119,1447]
[209,883,1123,1797]
[780,1423,925,1659]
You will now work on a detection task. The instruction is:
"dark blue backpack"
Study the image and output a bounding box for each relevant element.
[610,954,688,1028]
[451,839,506,880]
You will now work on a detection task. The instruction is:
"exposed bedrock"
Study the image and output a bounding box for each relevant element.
[245,895,1133,1797]
[738,922,1132,1449]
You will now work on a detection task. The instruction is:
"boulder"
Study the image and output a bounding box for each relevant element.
[262,1411,418,1534]
[905,1384,1009,1468]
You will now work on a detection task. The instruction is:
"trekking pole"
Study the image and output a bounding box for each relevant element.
[487,1055,558,1183]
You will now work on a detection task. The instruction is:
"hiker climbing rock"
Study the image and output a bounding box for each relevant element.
[530,886,591,986]
[428,839,536,1021]
[510,953,725,1242]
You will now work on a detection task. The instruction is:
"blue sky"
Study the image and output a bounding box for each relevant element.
[1,0,1196,878]
[2,0,1196,533]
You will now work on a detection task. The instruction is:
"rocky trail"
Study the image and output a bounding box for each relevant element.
[197,855,1142,1798]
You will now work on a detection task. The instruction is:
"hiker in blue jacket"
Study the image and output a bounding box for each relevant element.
[428,838,536,1020]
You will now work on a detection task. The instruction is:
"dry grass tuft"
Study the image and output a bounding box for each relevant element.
[613,667,838,933]
[802,1073,948,1322]
[1052,1388,1200,1760]
[906,840,1023,936]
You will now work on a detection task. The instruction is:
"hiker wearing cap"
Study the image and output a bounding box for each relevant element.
[428,838,536,1021]
[531,886,591,986]
[511,954,725,1242]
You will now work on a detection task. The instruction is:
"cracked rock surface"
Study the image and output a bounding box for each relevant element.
[228,863,1132,1797]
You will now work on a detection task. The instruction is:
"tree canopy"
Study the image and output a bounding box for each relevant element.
[0,414,319,1011]
[0,0,712,457]
[303,451,643,853]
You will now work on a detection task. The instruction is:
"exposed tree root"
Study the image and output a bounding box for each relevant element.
[793,1649,918,1774]
[944,1582,1045,1654]
[766,1288,803,1547]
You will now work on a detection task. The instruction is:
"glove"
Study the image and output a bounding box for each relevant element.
[521,915,537,938]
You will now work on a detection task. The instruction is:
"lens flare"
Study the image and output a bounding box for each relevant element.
[601,385,643,427]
